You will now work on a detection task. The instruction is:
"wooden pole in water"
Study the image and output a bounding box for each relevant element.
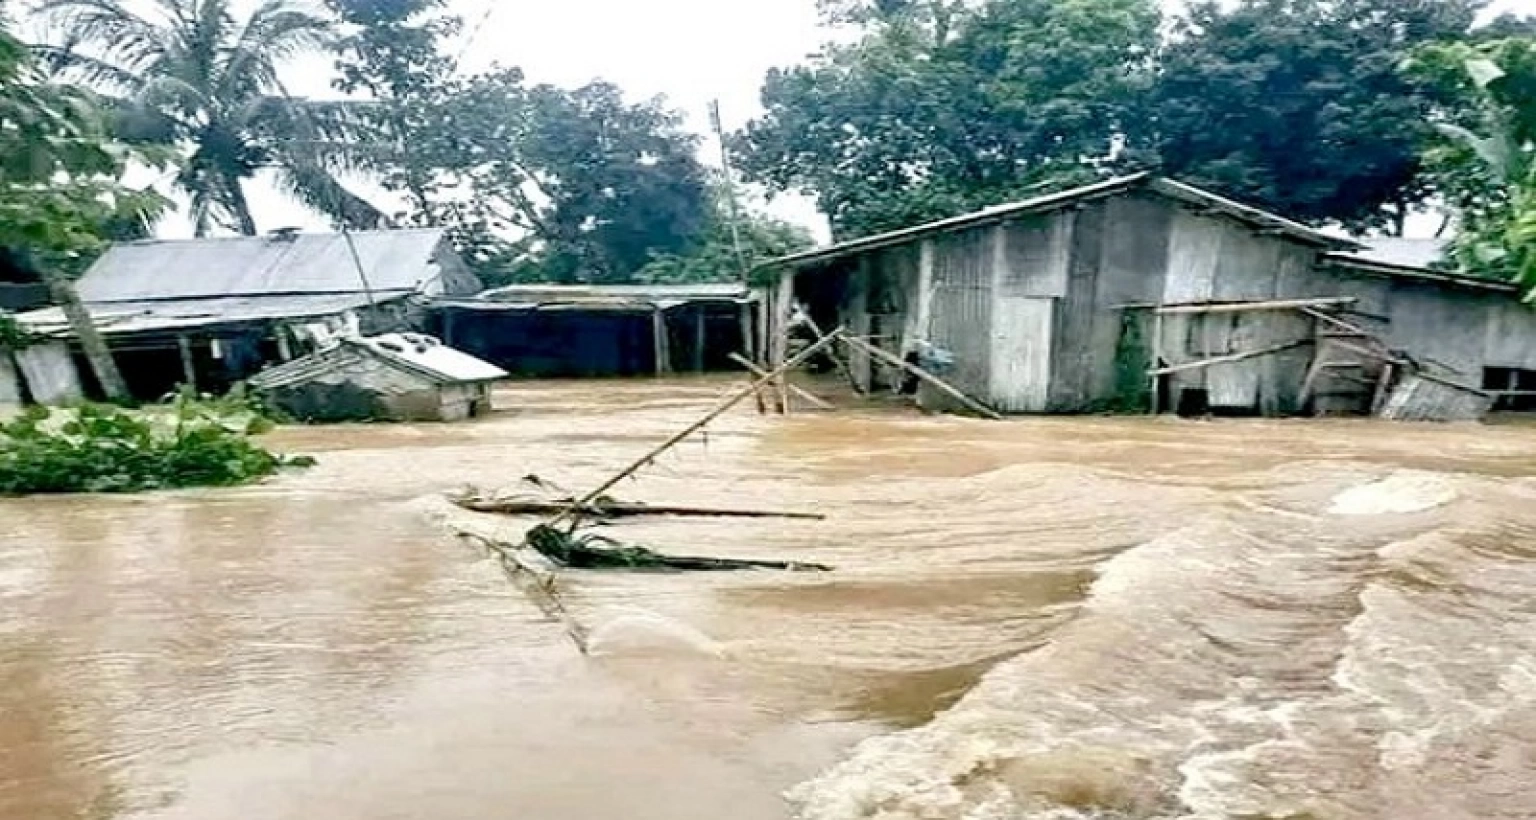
[549,327,848,529]
[728,352,835,411]
[838,334,1004,420]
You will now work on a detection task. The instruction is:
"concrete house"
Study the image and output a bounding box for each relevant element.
[760,174,1536,419]
[12,228,480,402]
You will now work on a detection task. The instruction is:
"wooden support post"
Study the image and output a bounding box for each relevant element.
[1149,311,1165,415]
[1148,339,1313,378]
[275,328,294,362]
[805,314,866,396]
[177,334,197,391]
[729,352,835,411]
[652,306,671,376]
[838,334,1004,420]
[739,301,756,364]
[1298,340,1331,414]
[551,327,848,528]
[692,307,707,373]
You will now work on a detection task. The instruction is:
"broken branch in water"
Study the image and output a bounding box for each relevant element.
[454,496,826,521]
[524,525,832,572]
[451,527,591,654]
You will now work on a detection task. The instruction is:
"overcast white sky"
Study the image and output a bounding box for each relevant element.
[149,0,1536,240]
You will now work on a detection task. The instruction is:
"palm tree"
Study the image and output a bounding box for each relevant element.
[36,0,386,236]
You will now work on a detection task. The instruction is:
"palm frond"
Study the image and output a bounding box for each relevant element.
[219,1,332,99]
[275,161,391,231]
[30,44,144,93]
[35,0,169,72]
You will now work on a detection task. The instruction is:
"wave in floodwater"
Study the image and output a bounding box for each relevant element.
[788,469,1536,820]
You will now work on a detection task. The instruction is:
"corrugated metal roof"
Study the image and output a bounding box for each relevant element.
[477,282,750,303]
[765,175,1357,272]
[14,292,414,338]
[76,228,451,304]
[436,281,752,314]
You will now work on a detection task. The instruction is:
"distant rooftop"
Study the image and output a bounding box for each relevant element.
[76,228,453,304]
[1339,237,1452,272]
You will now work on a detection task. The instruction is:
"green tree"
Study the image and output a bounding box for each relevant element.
[736,0,1159,240]
[1152,0,1485,234]
[422,76,711,285]
[325,0,458,221]
[1408,37,1536,290]
[636,185,814,284]
[0,13,167,399]
[38,0,384,236]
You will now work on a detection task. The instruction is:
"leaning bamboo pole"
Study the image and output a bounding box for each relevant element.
[547,327,848,529]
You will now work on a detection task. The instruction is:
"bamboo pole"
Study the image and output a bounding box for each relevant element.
[728,352,834,411]
[1149,339,1313,377]
[838,334,1004,420]
[803,314,865,396]
[1154,296,1357,315]
[550,327,848,529]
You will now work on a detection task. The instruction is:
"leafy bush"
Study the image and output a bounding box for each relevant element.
[0,399,315,495]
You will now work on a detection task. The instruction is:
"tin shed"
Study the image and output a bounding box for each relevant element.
[249,333,506,423]
[760,174,1536,419]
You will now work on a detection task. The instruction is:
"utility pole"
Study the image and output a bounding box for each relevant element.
[709,100,749,278]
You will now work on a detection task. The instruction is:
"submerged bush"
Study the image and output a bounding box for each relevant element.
[0,399,315,495]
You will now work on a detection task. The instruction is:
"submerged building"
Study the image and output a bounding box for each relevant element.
[759,174,1531,420]
[11,228,480,402]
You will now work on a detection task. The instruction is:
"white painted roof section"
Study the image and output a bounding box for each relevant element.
[1340,237,1452,271]
[363,333,507,382]
[75,228,450,303]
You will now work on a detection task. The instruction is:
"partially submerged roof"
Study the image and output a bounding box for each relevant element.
[436,281,752,313]
[77,228,454,304]
[250,333,506,391]
[766,174,1358,271]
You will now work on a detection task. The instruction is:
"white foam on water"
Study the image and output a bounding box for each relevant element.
[584,606,725,657]
[1327,471,1458,516]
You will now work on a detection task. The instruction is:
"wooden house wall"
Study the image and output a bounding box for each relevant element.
[1157,209,1321,414]
[990,213,1072,412]
[925,227,997,404]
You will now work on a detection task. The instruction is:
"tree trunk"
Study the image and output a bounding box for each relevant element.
[43,269,128,401]
[226,173,259,236]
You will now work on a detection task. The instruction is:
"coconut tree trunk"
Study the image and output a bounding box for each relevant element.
[43,268,128,401]
[225,172,259,236]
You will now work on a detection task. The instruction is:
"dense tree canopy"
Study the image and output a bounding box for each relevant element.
[1153,0,1485,234]
[737,0,1159,240]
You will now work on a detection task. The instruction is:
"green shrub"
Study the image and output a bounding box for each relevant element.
[0,399,315,495]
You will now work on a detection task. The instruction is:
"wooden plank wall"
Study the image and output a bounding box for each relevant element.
[990,213,1072,412]
[926,227,996,403]
[1158,208,1321,414]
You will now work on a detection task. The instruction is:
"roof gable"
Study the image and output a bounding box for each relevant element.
[766,174,1356,271]
[77,229,453,304]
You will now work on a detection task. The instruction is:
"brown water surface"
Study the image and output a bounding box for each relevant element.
[4,378,1536,819]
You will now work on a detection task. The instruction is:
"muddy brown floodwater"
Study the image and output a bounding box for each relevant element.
[5,378,1536,820]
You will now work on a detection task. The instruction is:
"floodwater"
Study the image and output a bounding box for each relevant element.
[5,378,1536,820]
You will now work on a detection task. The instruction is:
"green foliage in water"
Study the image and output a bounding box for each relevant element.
[0,400,315,495]
[0,313,36,351]
[1088,311,1153,415]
